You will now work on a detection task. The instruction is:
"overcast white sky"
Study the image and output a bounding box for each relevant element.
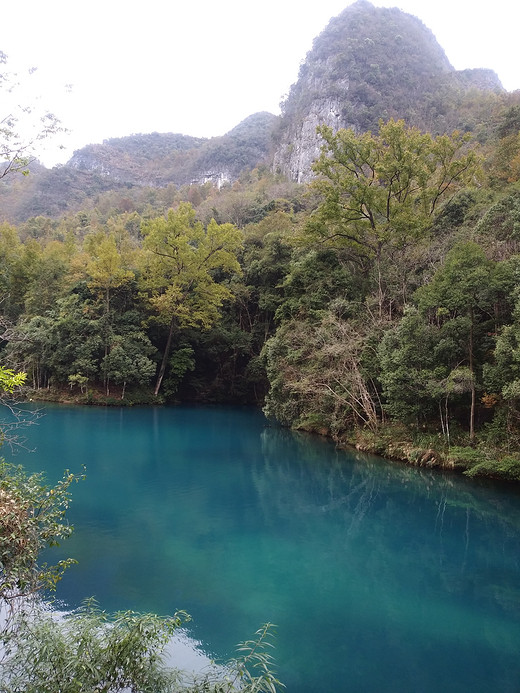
[2,0,518,166]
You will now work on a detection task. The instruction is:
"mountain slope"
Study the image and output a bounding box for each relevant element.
[68,112,278,188]
[0,2,508,222]
[0,112,279,223]
[272,0,503,182]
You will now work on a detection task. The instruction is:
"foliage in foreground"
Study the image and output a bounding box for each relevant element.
[2,601,187,693]
[2,600,281,693]
[0,460,282,693]
[0,461,81,602]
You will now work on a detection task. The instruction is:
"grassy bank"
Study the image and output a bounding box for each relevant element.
[335,423,520,483]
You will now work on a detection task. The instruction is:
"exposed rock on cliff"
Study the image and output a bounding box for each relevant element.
[273,0,504,183]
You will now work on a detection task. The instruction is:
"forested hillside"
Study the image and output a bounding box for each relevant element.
[2,2,520,482]
[0,112,279,223]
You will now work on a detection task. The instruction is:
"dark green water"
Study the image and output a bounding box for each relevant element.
[5,403,520,692]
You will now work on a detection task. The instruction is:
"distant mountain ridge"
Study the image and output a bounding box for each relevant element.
[67,132,207,186]
[0,1,507,223]
[0,112,279,222]
[68,112,278,188]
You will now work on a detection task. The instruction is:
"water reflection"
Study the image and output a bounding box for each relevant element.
[4,404,520,693]
[255,426,520,691]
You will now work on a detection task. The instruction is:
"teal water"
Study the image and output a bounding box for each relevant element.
[5,403,520,692]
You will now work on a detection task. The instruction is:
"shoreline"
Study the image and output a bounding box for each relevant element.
[25,386,520,484]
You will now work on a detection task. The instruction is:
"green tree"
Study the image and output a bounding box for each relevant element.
[483,288,520,444]
[3,600,187,693]
[101,329,156,398]
[414,242,511,440]
[307,119,481,316]
[378,308,477,442]
[23,240,71,317]
[276,247,357,322]
[6,295,103,389]
[161,344,195,398]
[0,462,80,604]
[263,311,381,433]
[0,224,29,321]
[140,203,243,395]
[85,233,135,317]
[378,306,442,424]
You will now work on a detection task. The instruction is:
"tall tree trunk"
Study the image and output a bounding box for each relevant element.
[154,316,176,396]
[376,245,384,320]
[469,313,475,442]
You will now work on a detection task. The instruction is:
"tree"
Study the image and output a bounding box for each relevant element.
[0,51,63,178]
[140,203,243,395]
[5,295,103,389]
[0,362,74,601]
[0,224,29,321]
[307,119,482,317]
[414,242,511,440]
[0,366,25,395]
[0,462,80,606]
[3,600,187,693]
[378,307,478,442]
[85,233,135,317]
[483,287,520,444]
[23,240,71,317]
[275,246,357,322]
[378,306,442,424]
[263,312,382,434]
[101,330,156,398]
[0,462,83,672]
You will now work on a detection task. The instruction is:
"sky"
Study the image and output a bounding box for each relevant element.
[1,0,519,167]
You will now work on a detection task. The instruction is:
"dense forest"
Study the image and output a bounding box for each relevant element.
[2,1,520,485]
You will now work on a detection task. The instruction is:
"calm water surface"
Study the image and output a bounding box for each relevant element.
[6,403,520,692]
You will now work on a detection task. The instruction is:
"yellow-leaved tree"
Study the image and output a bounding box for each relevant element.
[140,202,243,395]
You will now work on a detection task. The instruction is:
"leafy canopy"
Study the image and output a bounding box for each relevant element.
[0,367,26,394]
[307,119,482,260]
[141,202,243,330]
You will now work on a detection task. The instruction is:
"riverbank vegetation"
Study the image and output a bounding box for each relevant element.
[3,102,520,480]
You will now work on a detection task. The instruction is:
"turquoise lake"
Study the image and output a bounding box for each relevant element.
[5,403,520,692]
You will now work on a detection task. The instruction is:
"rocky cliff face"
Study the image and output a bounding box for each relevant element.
[273,68,349,183]
[273,0,503,183]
